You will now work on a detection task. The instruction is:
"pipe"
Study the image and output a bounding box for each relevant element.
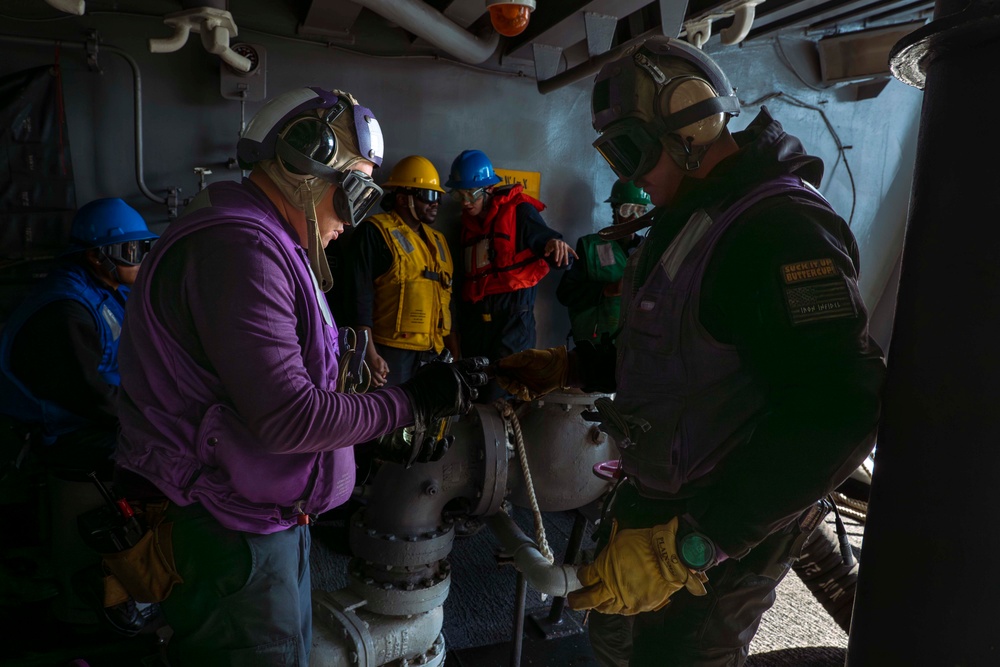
[510,572,527,667]
[719,3,757,45]
[0,34,167,205]
[546,510,588,623]
[200,23,252,72]
[43,0,84,15]
[312,591,445,666]
[487,512,583,598]
[537,28,663,95]
[148,22,192,53]
[149,7,251,72]
[684,20,712,48]
[101,45,167,204]
[347,0,499,64]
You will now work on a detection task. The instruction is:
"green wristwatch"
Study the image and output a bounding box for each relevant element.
[677,530,717,572]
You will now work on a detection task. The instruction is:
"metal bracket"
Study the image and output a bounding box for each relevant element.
[85,30,101,73]
[531,43,563,81]
[584,12,618,58]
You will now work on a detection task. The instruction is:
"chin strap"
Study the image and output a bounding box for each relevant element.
[302,182,335,293]
[260,160,336,293]
[96,250,121,284]
[407,194,420,223]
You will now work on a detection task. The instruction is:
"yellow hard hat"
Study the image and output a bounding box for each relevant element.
[382,155,445,193]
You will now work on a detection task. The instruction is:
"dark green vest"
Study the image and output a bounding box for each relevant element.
[568,234,629,342]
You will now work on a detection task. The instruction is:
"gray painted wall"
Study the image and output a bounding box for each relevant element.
[0,5,923,349]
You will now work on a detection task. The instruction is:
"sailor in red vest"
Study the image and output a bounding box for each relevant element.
[446,149,576,402]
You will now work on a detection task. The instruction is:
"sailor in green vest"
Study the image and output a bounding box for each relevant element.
[556,180,651,344]
[349,155,459,387]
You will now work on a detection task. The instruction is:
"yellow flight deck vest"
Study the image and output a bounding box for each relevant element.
[368,211,454,352]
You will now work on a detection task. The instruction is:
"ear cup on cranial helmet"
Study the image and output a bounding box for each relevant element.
[658,76,727,147]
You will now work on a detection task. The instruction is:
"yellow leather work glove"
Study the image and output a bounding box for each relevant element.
[492,346,568,401]
[568,517,708,616]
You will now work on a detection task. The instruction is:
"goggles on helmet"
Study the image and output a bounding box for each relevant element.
[593,121,665,182]
[616,202,650,221]
[399,188,441,204]
[450,187,487,203]
[279,100,350,175]
[408,188,441,205]
[102,239,155,266]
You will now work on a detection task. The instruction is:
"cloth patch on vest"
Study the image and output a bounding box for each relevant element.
[781,259,856,325]
[100,303,122,340]
[596,242,617,267]
[390,229,415,254]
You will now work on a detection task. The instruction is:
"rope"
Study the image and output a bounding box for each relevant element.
[832,491,868,523]
[494,399,555,564]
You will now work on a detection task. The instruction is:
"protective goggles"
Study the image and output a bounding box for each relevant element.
[593,121,664,182]
[408,189,441,204]
[279,97,383,172]
[102,239,154,266]
[616,203,650,220]
[450,187,487,204]
[334,169,384,226]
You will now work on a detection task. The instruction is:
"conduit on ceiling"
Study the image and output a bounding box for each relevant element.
[346,0,500,64]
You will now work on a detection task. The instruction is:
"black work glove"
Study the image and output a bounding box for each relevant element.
[574,340,618,394]
[398,359,488,466]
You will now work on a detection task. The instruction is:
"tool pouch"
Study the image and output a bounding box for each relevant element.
[99,502,183,605]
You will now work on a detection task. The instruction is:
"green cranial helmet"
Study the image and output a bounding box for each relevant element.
[605,180,652,206]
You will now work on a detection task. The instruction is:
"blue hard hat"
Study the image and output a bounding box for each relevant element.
[65,198,157,254]
[445,149,502,190]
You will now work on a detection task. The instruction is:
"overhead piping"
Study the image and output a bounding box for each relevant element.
[347,0,500,64]
[43,0,84,15]
[148,3,252,72]
[537,28,663,95]
[682,0,766,48]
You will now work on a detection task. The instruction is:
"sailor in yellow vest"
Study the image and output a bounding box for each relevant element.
[349,155,459,387]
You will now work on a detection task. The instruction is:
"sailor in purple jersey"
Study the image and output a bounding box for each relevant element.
[114,87,480,666]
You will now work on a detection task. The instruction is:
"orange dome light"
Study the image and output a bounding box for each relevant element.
[486,0,536,38]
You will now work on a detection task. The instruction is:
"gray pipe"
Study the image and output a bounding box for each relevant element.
[0,34,167,204]
[487,512,583,598]
[347,0,499,64]
[103,45,166,204]
[537,28,664,95]
[312,591,444,666]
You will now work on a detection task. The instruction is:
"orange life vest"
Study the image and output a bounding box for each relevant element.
[460,184,550,303]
